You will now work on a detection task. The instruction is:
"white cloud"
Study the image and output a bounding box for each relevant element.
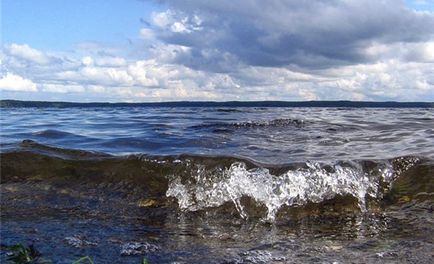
[80,66,134,86]
[87,85,106,93]
[140,28,155,40]
[41,84,85,93]
[0,73,38,92]
[151,9,203,33]
[2,39,434,102]
[81,56,126,67]
[151,10,173,28]
[95,57,126,67]
[415,79,431,90]
[6,43,51,64]
[81,56,93,66]
[404,41,434,62]
[127,60,160,87]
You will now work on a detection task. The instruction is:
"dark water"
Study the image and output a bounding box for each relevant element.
[1,105,433,263]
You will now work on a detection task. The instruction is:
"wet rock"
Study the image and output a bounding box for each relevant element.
[137,198,160,208]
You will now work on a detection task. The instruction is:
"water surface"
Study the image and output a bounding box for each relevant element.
[1,104,433,263]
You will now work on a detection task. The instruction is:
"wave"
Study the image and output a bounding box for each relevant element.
[1,140,432,222]
[32,129,76,139]
[167,161,391,221]
[191,118,306,130]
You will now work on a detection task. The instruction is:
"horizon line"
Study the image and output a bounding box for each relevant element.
[1,99,433,108]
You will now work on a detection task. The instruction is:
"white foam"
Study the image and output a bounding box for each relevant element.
[166,161,392,221]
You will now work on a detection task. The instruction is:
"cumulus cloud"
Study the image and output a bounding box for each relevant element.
[81,56,126,67]
[0,73,38,92]
[1,44,239,100]
[151,0,434,70]
[5,43,53,65]
[41,84,86,93]
[2,40,434,101]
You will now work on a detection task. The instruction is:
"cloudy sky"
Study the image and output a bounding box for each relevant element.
[1,0,434,102]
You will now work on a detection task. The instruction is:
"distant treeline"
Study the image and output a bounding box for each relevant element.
[1,99,433,108]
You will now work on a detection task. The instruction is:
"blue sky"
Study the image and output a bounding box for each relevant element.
[406,0,434,11]
[2,0,158,50]
[1,0,434,102]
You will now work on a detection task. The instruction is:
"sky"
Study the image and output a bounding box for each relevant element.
[1,0,434,102]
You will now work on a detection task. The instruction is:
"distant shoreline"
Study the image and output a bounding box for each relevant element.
[1,99,433,108]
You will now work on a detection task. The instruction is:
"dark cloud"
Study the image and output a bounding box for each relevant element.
[154,0,434,71]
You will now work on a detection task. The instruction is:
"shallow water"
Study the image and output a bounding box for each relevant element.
[1,105,433,263]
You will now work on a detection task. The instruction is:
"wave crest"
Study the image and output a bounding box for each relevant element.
[166,161,394,221]
[191,118,306,130]
[2,141,427,222]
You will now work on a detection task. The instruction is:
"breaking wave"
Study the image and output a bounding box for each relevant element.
[166,160,397,221]
[1,140,429,222]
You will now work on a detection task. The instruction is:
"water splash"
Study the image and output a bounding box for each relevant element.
[167,161,394,221]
